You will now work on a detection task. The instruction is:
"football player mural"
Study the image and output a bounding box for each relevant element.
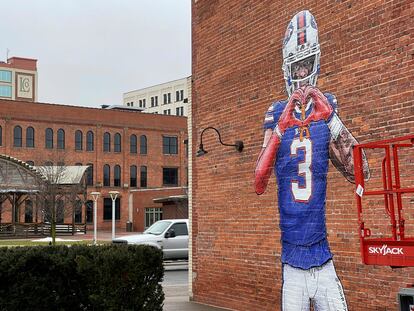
[254,10,370,311]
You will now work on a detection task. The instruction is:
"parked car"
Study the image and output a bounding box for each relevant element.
[112,219,189,260]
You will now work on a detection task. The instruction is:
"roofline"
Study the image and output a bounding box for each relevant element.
[123,76,191,95]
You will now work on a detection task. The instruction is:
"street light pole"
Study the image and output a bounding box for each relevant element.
[108,191,120,240]
[90,192,101,245]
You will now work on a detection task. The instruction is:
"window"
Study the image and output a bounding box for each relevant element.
[176,106,184,116]
[57,129,64,149]
[163,136,178,154]
[139,99,146,108]
[26,127,35,147]
[0,85,12,98]
[74,200,82,223]
[163,167,178,186]
[86,131,94,151]
[140,166,147,188]
[26,160,34,166]
[0,70,12,82]
[151,96,158,107]
[163,93,171,104]
[57,129,65,149]
[176,89,184,102]
[140,135,147,154]
[130,165,137,188]
[163,109,171,115]
[169,222,188,236]
[86,200,93,223]
[130,135,137,153]
[25,200,33,223]
[145,208,162,228]
[86,164,93,186]
[103,132,111,152]
[56,200,64,224]
[114,133,121,152]
[114,165,121,187]
[103,164,111,186]
[103,198,120,220]
[0,126,2,146]
[75,130,83,150]
[130,101,134,107]
[13,126,22,147]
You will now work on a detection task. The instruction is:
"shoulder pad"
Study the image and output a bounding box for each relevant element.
[263,100,287,130]
[324,93,338,113]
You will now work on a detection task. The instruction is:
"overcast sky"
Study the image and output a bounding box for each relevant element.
[1,0,191,107]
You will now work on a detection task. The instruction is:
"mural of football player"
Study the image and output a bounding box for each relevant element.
[254,10,370,311]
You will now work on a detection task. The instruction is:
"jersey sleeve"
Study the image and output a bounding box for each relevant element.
[324,92,339,114]
[263,101,286,131]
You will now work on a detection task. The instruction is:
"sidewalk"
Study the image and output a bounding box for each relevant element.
[163,285,229,311]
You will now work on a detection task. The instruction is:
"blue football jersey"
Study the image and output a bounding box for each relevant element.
[263,93,338,269]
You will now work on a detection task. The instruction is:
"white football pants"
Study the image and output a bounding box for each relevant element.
[282,260,348,311]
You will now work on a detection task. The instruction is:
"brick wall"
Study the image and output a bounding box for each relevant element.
[192,1,414,310]
[0,99,188,231]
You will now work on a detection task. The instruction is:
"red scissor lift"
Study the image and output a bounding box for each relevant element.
[353,134,414,267]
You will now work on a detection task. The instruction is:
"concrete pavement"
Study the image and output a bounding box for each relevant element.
[163,284,229,311]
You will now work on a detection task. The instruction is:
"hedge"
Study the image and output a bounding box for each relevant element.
[0,244,164,310]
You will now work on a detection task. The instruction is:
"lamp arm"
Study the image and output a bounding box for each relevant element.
[200,127,237,148]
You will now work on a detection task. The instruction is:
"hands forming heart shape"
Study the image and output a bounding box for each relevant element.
[277,86,333,138]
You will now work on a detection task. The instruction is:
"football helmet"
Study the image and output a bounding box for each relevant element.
[282,10,321,96]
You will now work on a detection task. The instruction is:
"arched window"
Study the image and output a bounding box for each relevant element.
[140,166,147,188]
[140,135,147,154]
[130,165,137,188]
[86,163,94,186]
[13,126,22,147]
[75,130,83,150]
[26,127,35,148]
[130,134,137,154]
[114,165,121,187]
[45,128,54,149]
[57,129,65,149]
[103,132,111,152]
[86,131,94,151]
[103,164,110,186]
[114,133,121,152]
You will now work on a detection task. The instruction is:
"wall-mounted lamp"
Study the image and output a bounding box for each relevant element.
[196,126,244,157]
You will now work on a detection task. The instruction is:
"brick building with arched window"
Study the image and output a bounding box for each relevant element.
[0,98,188,232]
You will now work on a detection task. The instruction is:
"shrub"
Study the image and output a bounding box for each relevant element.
[0,244,164,310]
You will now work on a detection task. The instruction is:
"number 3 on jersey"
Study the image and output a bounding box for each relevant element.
[290,137,312,202]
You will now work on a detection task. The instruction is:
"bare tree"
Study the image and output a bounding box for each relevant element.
[34,162,88,245]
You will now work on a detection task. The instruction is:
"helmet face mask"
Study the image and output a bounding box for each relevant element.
[287,54,319,91]
[282,10,321,96]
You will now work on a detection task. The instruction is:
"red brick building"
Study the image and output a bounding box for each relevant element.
[191,1,413,310]
[0,99,188,232]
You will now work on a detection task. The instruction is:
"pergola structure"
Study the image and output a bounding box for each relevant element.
[0,154,89,237]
